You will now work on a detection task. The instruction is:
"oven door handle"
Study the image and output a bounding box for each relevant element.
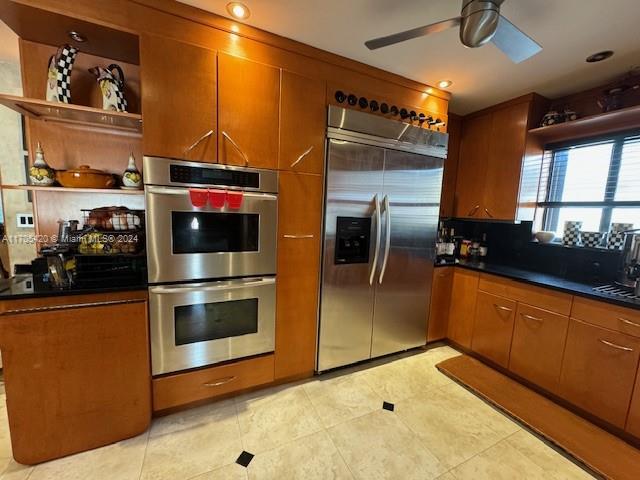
[149,277,276,295]
[145,185,277,201]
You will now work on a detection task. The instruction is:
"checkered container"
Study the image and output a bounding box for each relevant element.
[562,221,583,246]
[608,223,634,250]
[46,44,78,103]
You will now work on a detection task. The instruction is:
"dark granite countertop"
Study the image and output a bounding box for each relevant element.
[435,260,640,311]
[0,275,147,300]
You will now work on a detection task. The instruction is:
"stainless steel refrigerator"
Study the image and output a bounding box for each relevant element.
[317,106,448,372]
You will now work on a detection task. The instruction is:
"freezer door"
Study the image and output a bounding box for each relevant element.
[371,149,444,358]
[318,139,384,371]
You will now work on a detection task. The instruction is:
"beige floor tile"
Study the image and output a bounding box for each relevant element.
[505,431,594,479]
[29,431,148,480]
[247,431,353,480]
[360,356,450,403]
[0,460,33,480]
[141,409,242,480]
[0,404,12,461]
[435,473,456,480]
[304,374,382,428]
[328,409,446,480]
[396,386,518,470]
[448,435,553,480]
[189,462,248,480]
[150,399,237,438]
[235,385,322,454]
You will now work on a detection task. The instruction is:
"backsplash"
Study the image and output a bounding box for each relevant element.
[442,218,622,285]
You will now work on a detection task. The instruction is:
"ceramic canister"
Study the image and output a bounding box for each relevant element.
[563,221,583,246]
[580,231,606,248]
[608,223,634,250]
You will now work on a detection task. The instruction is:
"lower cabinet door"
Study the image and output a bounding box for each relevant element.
[447,269,480,348]
[509,303,569,393]
[559,319,640,428]
[626,364,640,437]
[428,267,453,342]
[471,291,516,367]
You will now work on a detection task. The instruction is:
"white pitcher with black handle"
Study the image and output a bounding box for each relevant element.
[88,64,128,112]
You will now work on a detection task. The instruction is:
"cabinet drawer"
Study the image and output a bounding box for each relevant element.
[478,273,572,315]
[471,291,516,367]
[152,354,274,412]
[571,296,640,338]
[509,303,569,393]
[559,319,640,428]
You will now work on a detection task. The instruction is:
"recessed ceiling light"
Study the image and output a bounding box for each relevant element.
[586,50,614,63]
[438,80,453,89]
[68,31,86,43]
[226,2,250,20]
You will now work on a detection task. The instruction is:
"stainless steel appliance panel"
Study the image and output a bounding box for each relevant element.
[149,276,276,375]
[317,139,384,371]
[370,149,443,357]
[146,185,277,283]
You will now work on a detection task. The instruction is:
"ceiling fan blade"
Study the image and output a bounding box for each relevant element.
[490,15,542,63]
[365,17,461,50]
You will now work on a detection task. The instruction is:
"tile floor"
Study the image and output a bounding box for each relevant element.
[0,346,595,479]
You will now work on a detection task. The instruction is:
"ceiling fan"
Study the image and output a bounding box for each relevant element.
[365,0,542,64]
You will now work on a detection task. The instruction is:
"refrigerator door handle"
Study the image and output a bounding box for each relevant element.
[369,194,382,285]
[379,195,391,284]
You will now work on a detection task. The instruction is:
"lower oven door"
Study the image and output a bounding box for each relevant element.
[146,185,277,283]
[149,276,276,375]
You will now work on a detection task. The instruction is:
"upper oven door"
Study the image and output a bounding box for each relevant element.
[146,185,278,283]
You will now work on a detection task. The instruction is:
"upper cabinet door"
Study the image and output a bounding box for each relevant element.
[140,34,217,163]
[453,114,490,218]
[279,71,326,174]
[218,53,280,169]
[483,102,530,220]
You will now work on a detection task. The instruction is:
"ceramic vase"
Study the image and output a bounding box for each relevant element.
[562,221,583,246]
[28,143,55,186]
[122,153,142,189]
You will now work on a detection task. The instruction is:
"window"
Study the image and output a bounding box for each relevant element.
[535,132,640,237]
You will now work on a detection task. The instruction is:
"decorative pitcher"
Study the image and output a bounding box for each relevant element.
[122,153,142,189]
[88,64,128,112]
[46,44,78,103]
[29,142,55,186]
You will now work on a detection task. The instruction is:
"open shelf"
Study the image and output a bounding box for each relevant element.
[528,104,640,145]
[1,185,144,195]
[0,94,142,135]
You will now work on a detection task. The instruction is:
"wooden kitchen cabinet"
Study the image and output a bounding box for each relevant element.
[274,172,324,379]
[454,96,538,220]
[140,34,217,162]
[447,268,480,348]
[218,53,280,169]
[428,267,453,342]
[0,293,151,464]
[482,101,529,219]
[627,364,640,437]
[454,114,490,218]
[280,71,326,174]
[509,303,570,393]
[471,290,516,367]
[559,318,640,428]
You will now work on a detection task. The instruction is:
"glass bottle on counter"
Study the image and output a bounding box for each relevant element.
[479,233,489,259]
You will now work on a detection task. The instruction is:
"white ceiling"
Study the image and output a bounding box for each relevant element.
[179,0,640,114]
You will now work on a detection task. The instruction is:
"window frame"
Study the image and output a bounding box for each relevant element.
[539,130,640,234]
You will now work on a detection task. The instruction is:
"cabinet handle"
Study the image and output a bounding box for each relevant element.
[222,131,249,166]
[599,339,634,352]
[467,205,480,216]
[0,299,142,315]
[203,376,237,387]
[521,313,543,323]
[290,146,314,168]
[619,317,640,328]
[283,234,314,239]
[493,304,513,313]
[185,129,214,155]
[484,208,494,218]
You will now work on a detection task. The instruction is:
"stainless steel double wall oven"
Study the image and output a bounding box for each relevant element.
[144,156,278,375]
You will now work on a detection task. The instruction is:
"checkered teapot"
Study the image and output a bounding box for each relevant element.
[45,44,78,103]
[88,64,128,112]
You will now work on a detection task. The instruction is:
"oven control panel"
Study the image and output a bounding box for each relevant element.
[170,164,260,189]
